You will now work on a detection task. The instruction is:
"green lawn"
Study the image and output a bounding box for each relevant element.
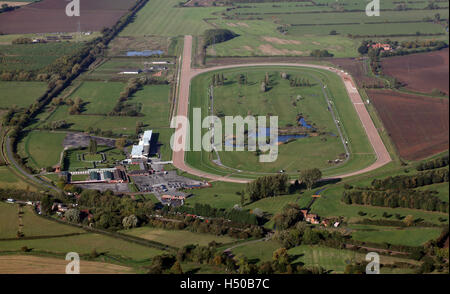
[18,131,66,170]
[0,81,47,109]
[122,227,238,248]
[185,66,374,179]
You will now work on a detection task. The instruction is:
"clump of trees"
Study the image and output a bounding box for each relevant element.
[273,203,304,230]
[246,174,289,202]
[299,168,322,190]
[203,29,238,47]
[273,222,348,249]
[310,49,333,58]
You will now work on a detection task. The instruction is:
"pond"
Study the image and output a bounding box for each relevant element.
[224,127,308,148]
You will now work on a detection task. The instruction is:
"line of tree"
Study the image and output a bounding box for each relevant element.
[342,189,448,213]
[211,73,225,86]
[289,77,312,87]
[173,203,259,225]
[371,168,449,190]
[147,217,264,239]
[416,155,449,171]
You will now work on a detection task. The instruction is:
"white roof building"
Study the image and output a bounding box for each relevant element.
[131,130,153,158]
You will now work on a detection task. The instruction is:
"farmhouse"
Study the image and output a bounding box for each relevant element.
[301,209,320,224]
[370,43,392,51]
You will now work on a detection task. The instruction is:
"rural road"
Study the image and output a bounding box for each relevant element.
[172,35,391,183]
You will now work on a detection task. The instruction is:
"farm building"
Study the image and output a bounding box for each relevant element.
[119,70,142,75]
[72,168,127,184]
[369,43,392,51]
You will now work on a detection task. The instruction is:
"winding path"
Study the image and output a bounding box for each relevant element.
[172,35,391,183]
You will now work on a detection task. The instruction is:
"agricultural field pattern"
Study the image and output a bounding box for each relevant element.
[0,0,448,280]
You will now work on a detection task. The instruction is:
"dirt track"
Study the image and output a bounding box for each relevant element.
[172,35,391,183]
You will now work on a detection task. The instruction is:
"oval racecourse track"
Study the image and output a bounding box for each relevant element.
[173,36,391,183]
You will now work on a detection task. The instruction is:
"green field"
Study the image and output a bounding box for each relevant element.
[0,42,85,72]
[184,182,243,210]
[0,203,83,239]
[66,81,125,115]
[185,66,375,179]
[123,227,238,248]
[311,184,448,225]
[229,240,419,273]
[348,225,443,246]
[287,245,419,273]
[36,84,171,131]
[120,0,221,37]
[17,131,66,170]
[0,166,33,190]
[0,81,47,109]
[120,0,449,58]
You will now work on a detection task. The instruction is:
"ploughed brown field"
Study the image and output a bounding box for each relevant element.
[0,255,134,274]
[381,48,449,95]
[368,90,449,161]
[0,0,137,34]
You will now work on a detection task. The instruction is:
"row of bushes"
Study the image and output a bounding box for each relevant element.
[416,155,449,171]
[173,203,259,225]
[371,168,449,190]
[342,189,448,212]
